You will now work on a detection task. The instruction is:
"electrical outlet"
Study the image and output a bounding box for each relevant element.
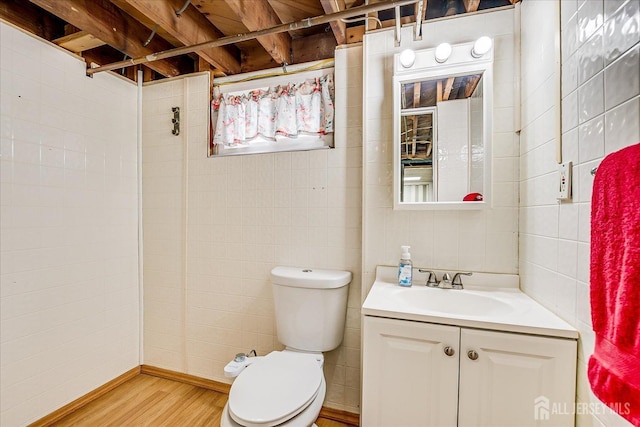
[557,162,572,200]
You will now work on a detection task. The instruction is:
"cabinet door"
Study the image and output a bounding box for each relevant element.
[362,316,460,427]
[458,328,577,427]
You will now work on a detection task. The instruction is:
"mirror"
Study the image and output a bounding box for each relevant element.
[393,41,493,209]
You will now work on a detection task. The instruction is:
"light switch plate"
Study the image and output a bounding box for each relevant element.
[557,162,572,200]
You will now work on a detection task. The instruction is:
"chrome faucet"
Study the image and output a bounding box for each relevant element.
[451,272,473,289]
[418,269,438,287]
[439,273,453,289]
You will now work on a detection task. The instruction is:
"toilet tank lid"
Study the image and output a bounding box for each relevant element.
[271,267,352,289]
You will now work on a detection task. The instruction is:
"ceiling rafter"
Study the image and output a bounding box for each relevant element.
[114,0,241,75]
[28,0,193,77]
[319,0,347,45]
[223,0,292,65]
[462,0,480,13]
[3,0,522,82]
[0,0,65,40]
[443,77,455,100]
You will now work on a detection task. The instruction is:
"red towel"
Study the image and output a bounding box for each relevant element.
[589,142,640,426]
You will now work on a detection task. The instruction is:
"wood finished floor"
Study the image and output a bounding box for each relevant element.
[51,374,352,427]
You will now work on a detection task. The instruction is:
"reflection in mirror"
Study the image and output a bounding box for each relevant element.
[399,73,484,203]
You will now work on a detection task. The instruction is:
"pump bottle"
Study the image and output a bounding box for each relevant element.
[398,245,413,287]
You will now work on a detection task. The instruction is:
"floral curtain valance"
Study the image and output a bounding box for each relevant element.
[211,74,334,147]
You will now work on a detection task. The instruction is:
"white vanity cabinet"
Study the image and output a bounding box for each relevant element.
[362,316,577,427]
[362,316,460,427]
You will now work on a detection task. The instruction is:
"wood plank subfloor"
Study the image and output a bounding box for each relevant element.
[50,374,353,427]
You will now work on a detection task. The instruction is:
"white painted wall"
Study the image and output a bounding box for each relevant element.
[141,45,363,413]
[0,22,140,426]
[519,0,639,426]
[362,9,519,296]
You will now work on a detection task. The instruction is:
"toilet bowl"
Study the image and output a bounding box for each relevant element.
[221,351,325,427]
[221,267,351,427]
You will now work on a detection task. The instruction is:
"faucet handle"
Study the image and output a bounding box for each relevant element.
[418,269,438,287]
[452,272,473,289]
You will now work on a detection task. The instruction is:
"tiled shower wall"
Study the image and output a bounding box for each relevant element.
[0,22,140,426]
[362,8,519,293]
[519,0,639,426]
[142,45,363,412]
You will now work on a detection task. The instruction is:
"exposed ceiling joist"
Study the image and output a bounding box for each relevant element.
[86,0,419,76]
[28,0,193,77]
[0,0,64,40]
[462,0,481,13]
[443,76,454,100]
[292,32,337,64]
[53,30,106,53]
[319,0,347,45]
[116,0,241,74]
[224,0,292,65]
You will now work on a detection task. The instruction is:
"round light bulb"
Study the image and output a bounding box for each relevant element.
[399,49,416,68]
[471,36,492,58]
[434,43,452,63]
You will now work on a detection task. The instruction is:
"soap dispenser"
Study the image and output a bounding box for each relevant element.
[398,245,413,287]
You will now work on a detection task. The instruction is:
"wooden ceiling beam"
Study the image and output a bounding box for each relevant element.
[464,75,481,97]
[115,0,241,75]
[291,32,336,64]
[53,30,106,53]
[319,0,347,45]
[462,0,480,13]
[28,0,192,77]
[223,0,292,65]
[413,82,421,108]
[443,77,454,100]
[0,0,65,40]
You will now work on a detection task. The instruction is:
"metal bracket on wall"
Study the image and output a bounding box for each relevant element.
[172,107,180,136]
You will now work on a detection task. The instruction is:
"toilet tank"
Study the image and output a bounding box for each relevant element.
[271,267,352,352]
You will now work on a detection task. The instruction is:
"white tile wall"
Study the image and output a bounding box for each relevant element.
[141,76,189,371]
[142,46,363,413]
[520,0,639,426]
[362,9,519,296]
[0,22,139,426]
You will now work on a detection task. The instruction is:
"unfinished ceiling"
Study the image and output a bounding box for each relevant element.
[0,0,518,82]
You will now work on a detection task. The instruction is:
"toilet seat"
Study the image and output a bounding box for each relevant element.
[228,351,323,427]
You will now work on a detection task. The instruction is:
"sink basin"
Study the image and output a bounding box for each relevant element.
[362,266,579,339]
[391,286,514,316]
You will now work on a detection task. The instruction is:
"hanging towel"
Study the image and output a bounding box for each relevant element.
[589,142,640,426]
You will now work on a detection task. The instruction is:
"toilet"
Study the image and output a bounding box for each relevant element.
[221,266,352,427]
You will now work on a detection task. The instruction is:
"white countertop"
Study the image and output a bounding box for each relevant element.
[362,266,579,339]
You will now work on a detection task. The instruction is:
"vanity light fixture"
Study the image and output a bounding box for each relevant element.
[471,36,492,58]
[434,43,452,63]
[399,49,416,68]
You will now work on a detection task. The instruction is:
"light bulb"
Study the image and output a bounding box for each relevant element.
[471,36,492,58]
[434,43,452,63]
[399,49,416,68]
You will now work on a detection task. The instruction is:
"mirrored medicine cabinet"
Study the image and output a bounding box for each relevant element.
[393,40,494,210]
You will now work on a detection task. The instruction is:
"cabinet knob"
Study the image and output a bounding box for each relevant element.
[443,346,455,357]
[467,350,479,360]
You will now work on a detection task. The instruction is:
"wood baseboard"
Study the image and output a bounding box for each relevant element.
[142,364,360,426]
[319,406,361,426]
[28,366,141,427]
[140,364,231,394]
